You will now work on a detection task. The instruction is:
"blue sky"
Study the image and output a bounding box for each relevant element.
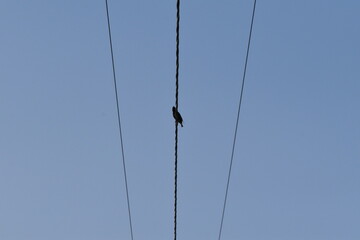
[1,1,359,240]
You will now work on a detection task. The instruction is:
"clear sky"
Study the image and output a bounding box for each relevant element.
[1,1,359,240]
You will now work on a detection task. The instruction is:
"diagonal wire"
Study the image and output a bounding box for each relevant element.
[174,0,180,240]
[104,1,134,240]
[218,1,257,239]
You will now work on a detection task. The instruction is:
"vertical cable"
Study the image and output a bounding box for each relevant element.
[175,0,180,110]
[174,124,178,240]
[174,0,180,240]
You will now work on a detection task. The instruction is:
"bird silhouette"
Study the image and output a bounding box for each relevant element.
[172,106,183,127]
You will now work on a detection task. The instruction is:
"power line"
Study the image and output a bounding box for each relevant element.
[218,1,257,239]
[104,1,134,240]
[174,0,180,240]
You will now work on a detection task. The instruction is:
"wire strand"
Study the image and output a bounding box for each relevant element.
[174,124,178,240]
[175,0,180,110]
[174,0,180,240]
[218,1,257,239]
[104,1,134,240]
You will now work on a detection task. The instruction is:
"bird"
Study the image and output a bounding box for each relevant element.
[172,106,183,127]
